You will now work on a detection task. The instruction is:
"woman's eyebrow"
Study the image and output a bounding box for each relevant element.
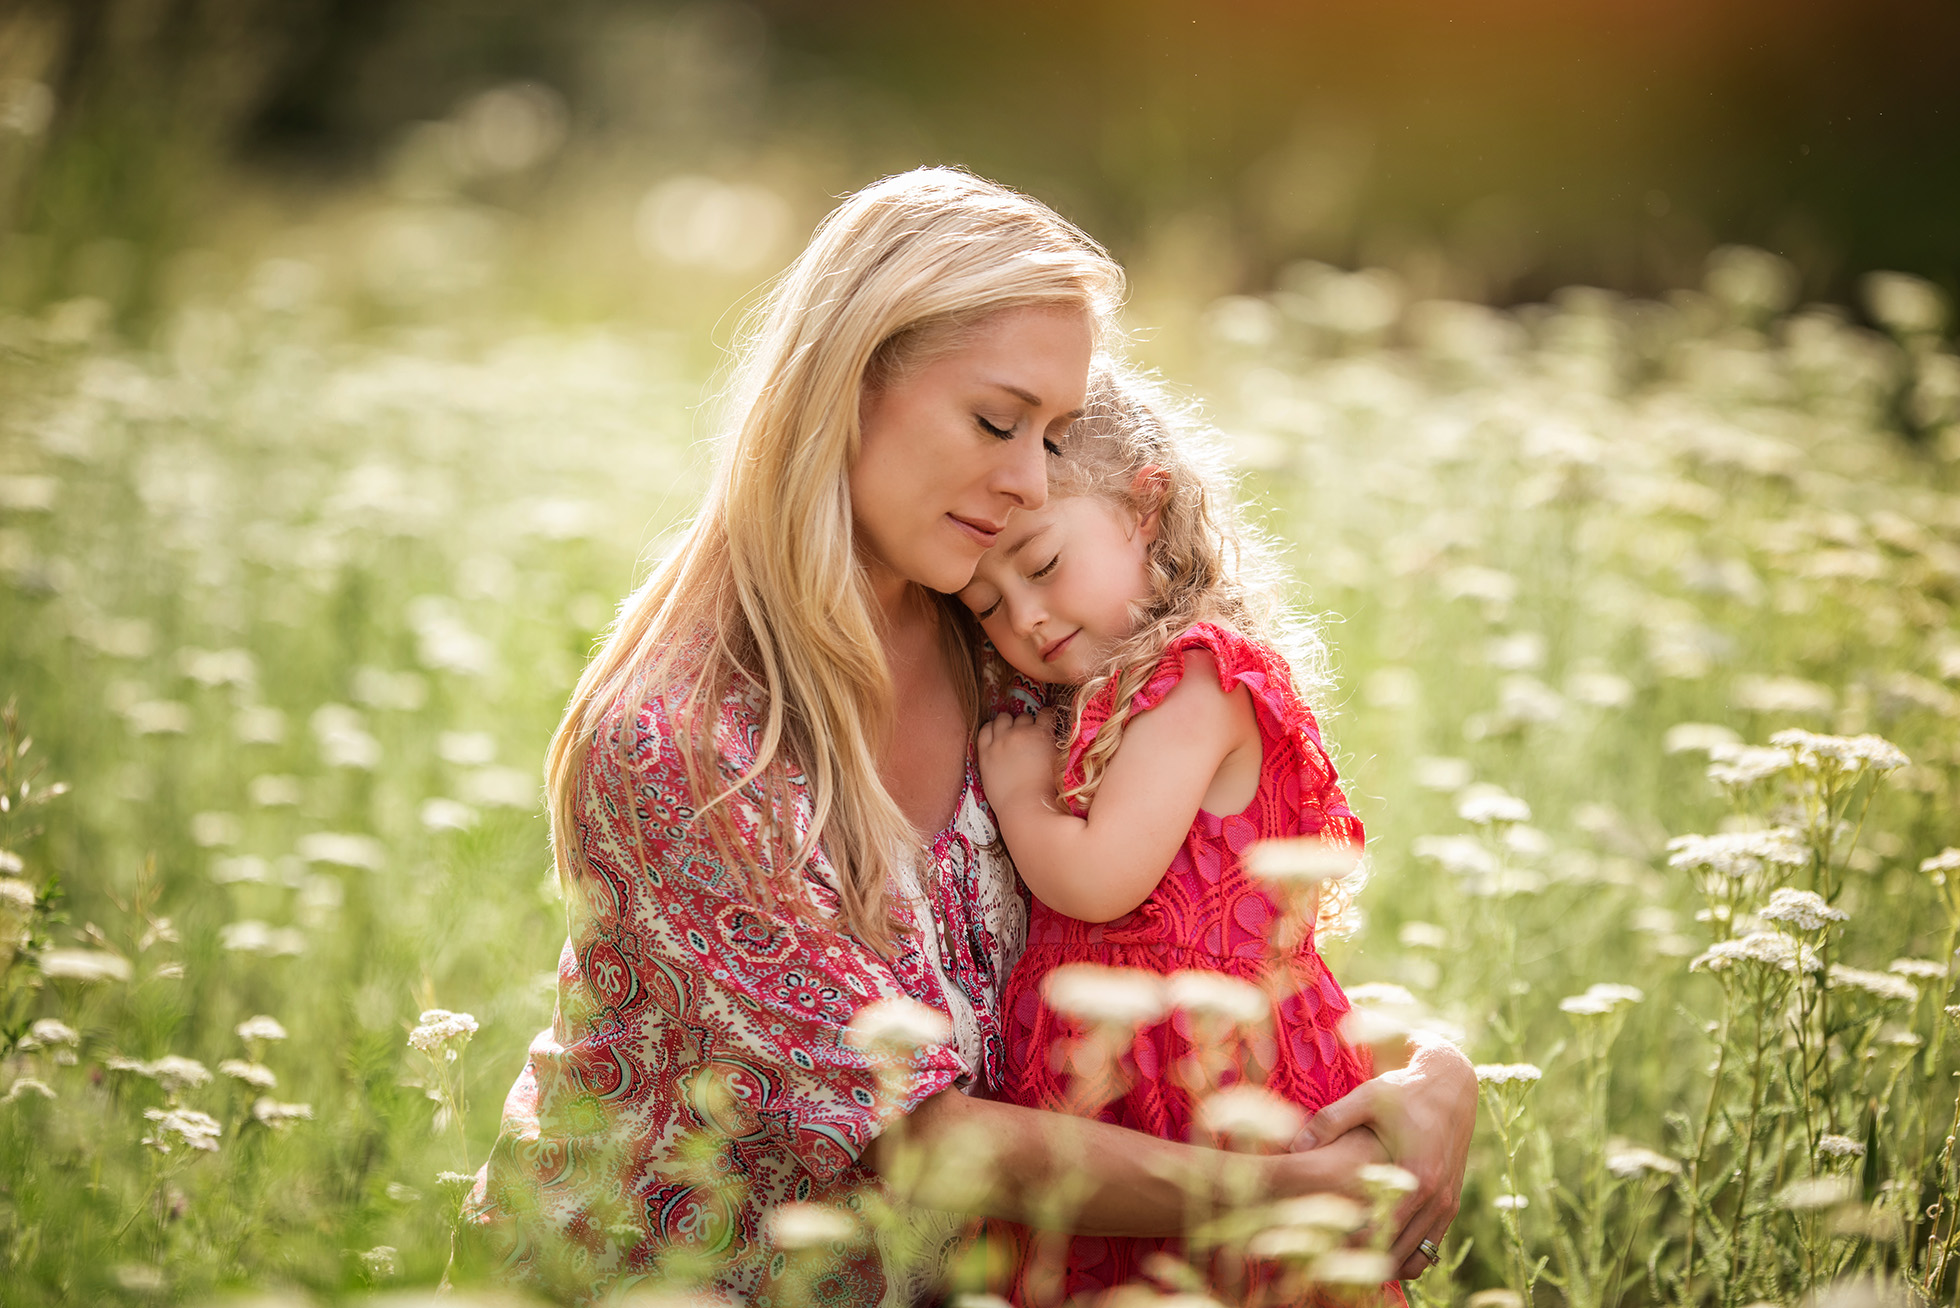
[986,382,1084,424]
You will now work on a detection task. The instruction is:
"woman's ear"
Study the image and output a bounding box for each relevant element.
[1132,465,1171,544]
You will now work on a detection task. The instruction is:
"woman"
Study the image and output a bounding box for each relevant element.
[463,167,1473,1305]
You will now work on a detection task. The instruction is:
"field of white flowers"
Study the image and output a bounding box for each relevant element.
[1,229,1956,1307]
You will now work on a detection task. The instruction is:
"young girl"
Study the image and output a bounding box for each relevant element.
[964,368,1393,1305]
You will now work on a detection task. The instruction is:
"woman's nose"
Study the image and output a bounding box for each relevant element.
[996,431,1049,511]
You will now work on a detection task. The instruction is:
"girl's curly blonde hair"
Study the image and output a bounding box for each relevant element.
[1048,364,1358,935]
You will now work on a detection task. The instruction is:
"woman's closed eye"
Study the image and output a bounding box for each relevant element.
[980,413,1063,456]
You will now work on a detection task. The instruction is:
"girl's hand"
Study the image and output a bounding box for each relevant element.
[976,709,1061,807]
[1293,1031,1475,1280]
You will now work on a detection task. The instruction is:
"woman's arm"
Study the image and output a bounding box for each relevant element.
[978,652,1256,922]
[1296,1032,1478,1279]
[863,1088,1388,1235]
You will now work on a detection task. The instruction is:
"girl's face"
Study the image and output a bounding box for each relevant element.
[958,492,1159,685]
[849,305,1094,601]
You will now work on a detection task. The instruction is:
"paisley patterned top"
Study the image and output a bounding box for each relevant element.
[463,643,1028,1307]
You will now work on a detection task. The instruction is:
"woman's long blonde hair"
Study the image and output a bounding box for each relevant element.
[546,167,1124,954]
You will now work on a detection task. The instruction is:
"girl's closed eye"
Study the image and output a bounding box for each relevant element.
[1028,554,1060,581]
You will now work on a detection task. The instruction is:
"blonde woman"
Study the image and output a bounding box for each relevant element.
[463,167,1474,1305]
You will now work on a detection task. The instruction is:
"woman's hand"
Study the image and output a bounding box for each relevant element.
[1295,1031,1476,1280]
[976,709,1061,808]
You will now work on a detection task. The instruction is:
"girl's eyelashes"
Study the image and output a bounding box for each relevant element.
[975,598,1001,621]
[1029,554,1060,581]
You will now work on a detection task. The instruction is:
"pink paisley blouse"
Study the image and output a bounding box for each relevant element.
[463,645,1029,1306]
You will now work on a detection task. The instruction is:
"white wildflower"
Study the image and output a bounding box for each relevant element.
[37,948,132,983]
[189,812,241,848]
[1605,1144,1681,1178]
[24,1018,79,1048]
[385,1182,422,1203]
[251,1097,314,1130]
[125,700,192,735]
[1734,675,1835,716]
[295,831,385,870]
[1768,728,1909,777]
[1817,1134,1866,1159]
[420,798,478,832]
[407,1008,480,1055]
[1268,1193,1367,1234]
[1466,1292,1525,1308]
[359,1245,399,1279]
[0,851,24,875]
[1166,970,1269,1025]
[460,766,537,809]
[219,920,305,956]
[1474,1063,1544,1085]
[247,774,303,807]
[1412,756,1473,791]
[1309,1250,1396,1285]
[1827,965,1919,1004]
[1040,964,1169,1029]
[1412,834,1497,878]
[1777,1176,1853,1210]
[1921,848,1960,879]
[1,876,34,910]
[236,1015,288,1044]
[150,1055,212,1096]
[1759,887,1849,932]
[1690,931,1821,975]
[1666,829,1807,879]
[1243,837,1363,890]
[1196,1085,1306,1147]
[218,1059,278,1090]
[1492,1193,1530,1211]
[1706,743,1796,788]
[1357,1163,1419,1193]
[436,730,498,766]
[1457,786,1531,827]
[1346,982,1420,1008]
[311,704,381,771]
[1560,983,1645,1017]
[846,998,952,1055]
[1398,921,1448,950]
[1889,958,1946,980]
[142,1107,222,1154]
[768,1202,859,1250]
[2,1078,56,1104]
[1664,723,1742,755]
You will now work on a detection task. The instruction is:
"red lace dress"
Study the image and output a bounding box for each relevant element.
[991,623,1395,1306]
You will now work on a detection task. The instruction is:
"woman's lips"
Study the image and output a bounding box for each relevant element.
[948,514,1002,548]
[1041,631,1077,662]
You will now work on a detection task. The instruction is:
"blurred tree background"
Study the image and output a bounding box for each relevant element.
[0,0,1954,333]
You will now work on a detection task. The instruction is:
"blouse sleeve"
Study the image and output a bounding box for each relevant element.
[535,680,969,1185]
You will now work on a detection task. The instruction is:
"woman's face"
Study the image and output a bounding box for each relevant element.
[850,305,1094,599]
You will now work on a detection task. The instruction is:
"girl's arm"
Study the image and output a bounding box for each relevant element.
[977,650,1255,922]
[863,1087,1388,1234]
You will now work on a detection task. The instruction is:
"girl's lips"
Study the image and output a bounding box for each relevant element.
[948,514,1002,548]
[1041,631,1077,662]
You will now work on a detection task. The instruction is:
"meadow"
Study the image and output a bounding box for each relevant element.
[0,217,1956,1307]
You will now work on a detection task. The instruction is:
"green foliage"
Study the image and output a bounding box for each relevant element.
[0,238,1957,1306]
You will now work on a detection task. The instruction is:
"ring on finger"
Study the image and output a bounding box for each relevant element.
[1417,1238,1442,1266]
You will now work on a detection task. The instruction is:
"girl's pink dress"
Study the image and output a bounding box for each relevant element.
[991,622,1396,1306]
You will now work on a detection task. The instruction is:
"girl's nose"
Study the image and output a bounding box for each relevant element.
[1004,592,1045,639]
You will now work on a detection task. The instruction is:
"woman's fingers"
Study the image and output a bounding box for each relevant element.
[1293,1077,1378,1150]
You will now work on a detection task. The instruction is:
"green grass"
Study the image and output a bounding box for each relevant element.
[0,235,1957,1305]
